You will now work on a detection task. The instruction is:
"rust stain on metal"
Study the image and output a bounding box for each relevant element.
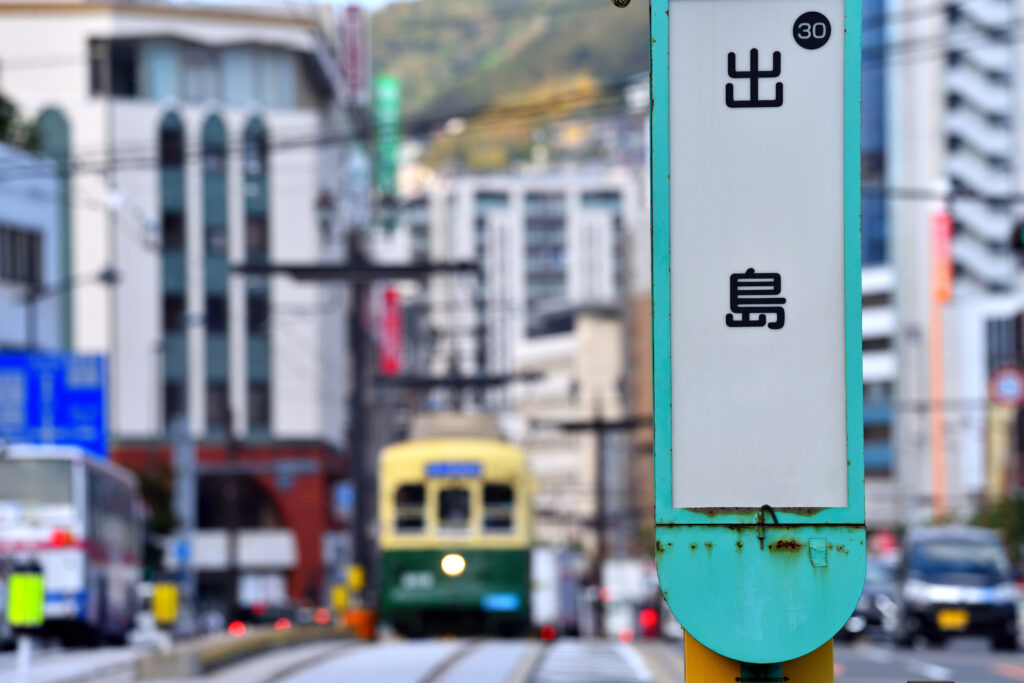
[736,540,743,549]
[703,542,713,550]
[690,543,698,550]
[770,539,803,551]
[655,540,665,553]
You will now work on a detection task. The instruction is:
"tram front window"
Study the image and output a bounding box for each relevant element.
[484,484,514,531]
[439,488,469,532]
[396,484,424,531]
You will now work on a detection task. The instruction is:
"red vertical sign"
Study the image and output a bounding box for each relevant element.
[378,287,403,376]
[931,208,953,305]
[340,5,368,105]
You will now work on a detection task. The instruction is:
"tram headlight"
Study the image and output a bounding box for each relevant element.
[441,553,466,577]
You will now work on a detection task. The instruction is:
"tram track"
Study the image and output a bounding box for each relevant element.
[417,637,484,683]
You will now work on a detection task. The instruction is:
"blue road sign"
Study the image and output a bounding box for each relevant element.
[0,352,107,457]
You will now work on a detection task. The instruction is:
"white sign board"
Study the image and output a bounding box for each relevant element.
[670,0,848,507]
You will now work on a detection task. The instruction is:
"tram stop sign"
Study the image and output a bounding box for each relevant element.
[650,0,865,664]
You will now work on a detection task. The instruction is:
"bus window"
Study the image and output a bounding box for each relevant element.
[395,485,424,531]
[438,488,469,532]
[484,484,514,531]
[0,460,72,505]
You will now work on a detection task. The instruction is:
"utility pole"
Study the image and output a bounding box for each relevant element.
[534,413,651,637]
[234,235,476,602]
[223,405,240,620]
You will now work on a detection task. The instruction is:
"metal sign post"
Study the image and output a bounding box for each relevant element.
[650,0,864,671]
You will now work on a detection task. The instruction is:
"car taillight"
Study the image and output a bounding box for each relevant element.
[51,529,73,546]
[639,607,659,631]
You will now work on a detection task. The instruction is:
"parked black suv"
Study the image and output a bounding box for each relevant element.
[891,526,1018,650]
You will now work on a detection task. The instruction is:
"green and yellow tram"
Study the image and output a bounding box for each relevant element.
[377,414,532,636]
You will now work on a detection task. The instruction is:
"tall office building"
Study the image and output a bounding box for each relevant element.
[0,0,365,608]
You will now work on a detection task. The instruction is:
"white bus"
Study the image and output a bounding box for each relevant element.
[0,445,143,644]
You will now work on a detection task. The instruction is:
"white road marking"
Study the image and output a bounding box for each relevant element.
[854,644,894,664]
[906,658,955,681]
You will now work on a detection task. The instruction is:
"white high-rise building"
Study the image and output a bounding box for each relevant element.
[0,0,366,609]
[0,0,355,445]
[888,0,1024,523]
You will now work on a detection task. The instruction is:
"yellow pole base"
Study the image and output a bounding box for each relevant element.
[683,633,834,682]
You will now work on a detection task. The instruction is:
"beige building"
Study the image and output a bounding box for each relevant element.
[515,308,626,552]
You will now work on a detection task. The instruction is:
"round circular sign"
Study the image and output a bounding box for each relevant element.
[989,366,1024,407]
[793,12,832,50]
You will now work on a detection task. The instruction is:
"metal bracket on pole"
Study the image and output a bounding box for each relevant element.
[738,662,787,682]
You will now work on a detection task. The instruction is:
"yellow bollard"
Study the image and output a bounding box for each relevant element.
[684,633,834,682]
[330,584,349,614]
[346,564,366,593]
[152,582,179,626]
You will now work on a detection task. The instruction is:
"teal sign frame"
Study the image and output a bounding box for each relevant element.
[650,0,865,664]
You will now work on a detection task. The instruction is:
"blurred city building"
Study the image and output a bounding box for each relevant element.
[862,265,899,525]
[0,0,369,611]
[0,143,63,351]
[886,0,1024,523]
[397,169,646,555]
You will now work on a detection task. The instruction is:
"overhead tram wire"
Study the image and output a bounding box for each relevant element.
[0,80,633,182]
[1,9,1020,182]
[4,1,1012,181]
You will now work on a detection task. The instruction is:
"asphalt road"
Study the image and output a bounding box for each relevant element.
[5,635,1024,681]
[835,637,1024,682]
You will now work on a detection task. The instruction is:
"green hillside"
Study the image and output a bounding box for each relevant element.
[371,0,650,123]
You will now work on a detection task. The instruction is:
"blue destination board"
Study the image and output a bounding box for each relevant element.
[425,462,480,478]
[0,352,107,457]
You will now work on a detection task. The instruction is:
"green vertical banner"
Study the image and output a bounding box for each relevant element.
[374,74,402,231]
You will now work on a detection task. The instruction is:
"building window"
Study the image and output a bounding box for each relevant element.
[205,229,227,256]
[37,109,72,349]
[0,225,42,288]
[160,111,187,432]
[164,381,183,425]
[183,45,220,103]
[90,40,139,96]
[207,382,228,431]
[244,117,270,437]
[160,124,183,167]
[246,217,267,254]
[864,423,891,443]
[162,211,184,249]
[248,381,269,432]
[163,294,185,331]
[862,291,891,307]
[525,192,567,335]
[247,294,268,334]
[205,296,226,333]
[202,116,227,173]
[863,337,892,352]
[864,382,893,401]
